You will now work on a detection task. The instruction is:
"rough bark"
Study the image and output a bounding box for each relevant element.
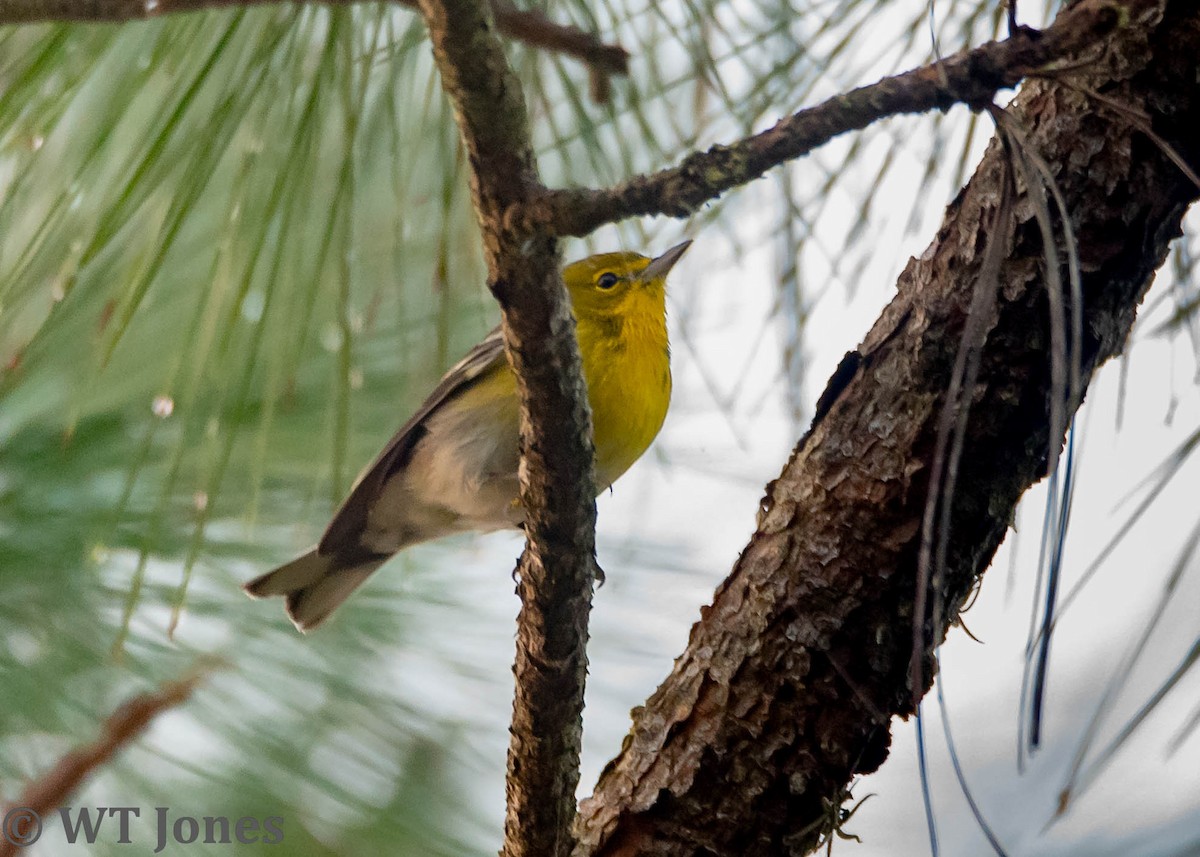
[574,1,1199,854]
[416,2,597,856]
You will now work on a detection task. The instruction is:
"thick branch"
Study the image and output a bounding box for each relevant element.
[417,1,596,856]
[0,0,627,89]
[519,0,1156,237]
[575,0,1198,853]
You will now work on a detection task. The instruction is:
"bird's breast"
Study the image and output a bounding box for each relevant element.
[582,313,671,488]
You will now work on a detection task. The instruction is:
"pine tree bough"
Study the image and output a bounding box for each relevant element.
[573,1,1199,854]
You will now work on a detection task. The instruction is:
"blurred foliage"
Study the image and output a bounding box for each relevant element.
[1,0,1198,854]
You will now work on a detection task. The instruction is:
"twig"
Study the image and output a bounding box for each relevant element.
[519,0,1153,236]
[488,0,628,102]
[0,676,202,857]
[0,0,628,98]
[416,1,597,856]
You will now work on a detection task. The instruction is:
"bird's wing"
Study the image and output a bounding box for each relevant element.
[319,326,507,555]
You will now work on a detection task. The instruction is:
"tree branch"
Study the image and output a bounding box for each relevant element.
[488,0,629,96]
[518,0,1158,237]
[574,0,1200,853]
[0,0,628,96]
[0,677,201,857]
[416,1,596,856]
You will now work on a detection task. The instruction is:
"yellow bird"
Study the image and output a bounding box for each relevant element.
[245,241,691,630]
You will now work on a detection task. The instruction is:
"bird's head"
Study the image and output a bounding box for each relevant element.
[562,241,692,320]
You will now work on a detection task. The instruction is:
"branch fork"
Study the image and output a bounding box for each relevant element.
[414,0,1186,855]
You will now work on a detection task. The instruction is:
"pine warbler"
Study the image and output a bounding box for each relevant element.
[245,241,691,630]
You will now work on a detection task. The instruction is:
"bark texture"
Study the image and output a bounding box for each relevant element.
[575,1,1199,854]
[417,2,598,856]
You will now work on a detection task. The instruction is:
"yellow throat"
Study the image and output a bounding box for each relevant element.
[562,241,690,488]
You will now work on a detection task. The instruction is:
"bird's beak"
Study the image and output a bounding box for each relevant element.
[640,240,693,282]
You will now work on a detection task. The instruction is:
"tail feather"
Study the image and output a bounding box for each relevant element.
[244,549,330,597]
[243,549,387,632]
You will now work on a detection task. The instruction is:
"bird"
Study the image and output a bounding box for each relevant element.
[244,241,692,631]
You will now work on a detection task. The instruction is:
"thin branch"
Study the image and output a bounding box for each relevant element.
[0,676,202,857]
[0,0,628,96]
[519,0,1154,236]
[416,1,596,856]
[489,0,628,78]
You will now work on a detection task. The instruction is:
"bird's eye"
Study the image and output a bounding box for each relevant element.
[597,272,619,290]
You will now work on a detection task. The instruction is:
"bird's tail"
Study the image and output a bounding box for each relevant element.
[243,549,387,632]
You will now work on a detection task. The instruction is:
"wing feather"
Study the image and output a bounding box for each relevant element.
[319,326,507,554]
